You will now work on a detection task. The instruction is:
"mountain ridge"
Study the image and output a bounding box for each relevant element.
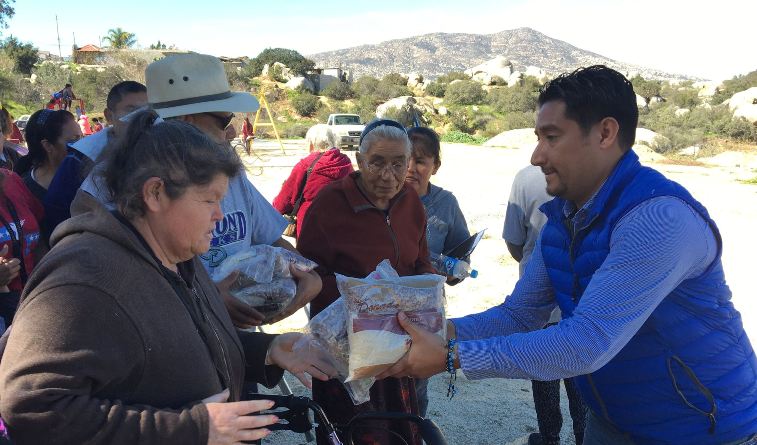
[308,27,694,81]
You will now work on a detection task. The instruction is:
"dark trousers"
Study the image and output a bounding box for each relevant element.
[531,377,587,445]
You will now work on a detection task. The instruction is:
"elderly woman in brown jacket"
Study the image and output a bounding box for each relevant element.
[297,119,436,445]
[0,111,335,445]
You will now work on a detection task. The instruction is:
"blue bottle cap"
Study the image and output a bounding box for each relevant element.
[470,269,478,278]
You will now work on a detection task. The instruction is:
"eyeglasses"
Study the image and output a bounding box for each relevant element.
[364,158,408,177]
[207,112,235,130]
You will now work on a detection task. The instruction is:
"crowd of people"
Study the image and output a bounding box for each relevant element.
[0,53,754,445]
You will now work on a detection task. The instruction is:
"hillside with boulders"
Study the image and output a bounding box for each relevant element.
[308,27,693,81]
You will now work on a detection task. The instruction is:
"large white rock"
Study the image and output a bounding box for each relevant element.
[284,76,314,93]
[524,66,548,82]
[261,62,293,81]
[472,71,493,85]
[675,108,690,117]
[725,87,757,124]
[507,71,523,87]
[407,72,423,88]
[635,127,670,151]
[483,128,537,148]
[465,55,514,85]
[375,96,436,118]
[636,94,648,108]
[693,80,722,98]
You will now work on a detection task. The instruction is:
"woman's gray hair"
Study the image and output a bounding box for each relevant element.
[99,109,242,220]
[358,125,412,155]
[306,124,337,151]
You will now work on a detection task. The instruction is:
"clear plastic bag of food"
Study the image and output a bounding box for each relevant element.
[231,278,297,319]
[338,262,446,383]
[211,246,318,318]
[292,297,373,404]
[295,260,446,405]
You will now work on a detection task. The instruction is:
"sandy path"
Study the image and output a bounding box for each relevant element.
[243,139,757,444]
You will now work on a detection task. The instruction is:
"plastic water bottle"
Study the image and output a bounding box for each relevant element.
[432,254,478,279]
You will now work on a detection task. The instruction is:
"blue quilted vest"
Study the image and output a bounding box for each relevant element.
[540,150,757,444]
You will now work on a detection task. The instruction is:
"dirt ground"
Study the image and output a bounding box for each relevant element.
[242,138,757,445]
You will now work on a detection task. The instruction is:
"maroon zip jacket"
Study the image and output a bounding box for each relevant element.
[297,171,434,315]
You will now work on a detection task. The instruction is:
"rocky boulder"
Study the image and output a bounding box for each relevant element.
[725,87,757,124]
[407,72,423,88]
[261,62,293,81]
[636,94,648,108]
[524,66,548,83]
[375,96,436,123]
[507,71,523,87]
[284,76,314,93]
[634,127,670,152]
[693,80,722,98]
[675,108,690,117]
[465,56,514,86]
[483,128,537,149]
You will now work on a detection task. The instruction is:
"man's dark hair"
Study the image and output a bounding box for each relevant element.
[106,80,147,111]
[538,65,638,150]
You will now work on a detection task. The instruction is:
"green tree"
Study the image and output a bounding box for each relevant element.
[444,80,485,105]
[381,72,408,86]
[247,48,315,77]
[149,40,167,50]
[436,71,470,83]
[292,91,320,117]
[322,81,354,100]
[0,0,14,31]
[669,88,700,109]
[487,87,538,113]
[103,27,137,49]
[631,75,661,103]
[351,76,379,97]
[424,81,446,98]
[1,35,38,74]
[711,70,757,105]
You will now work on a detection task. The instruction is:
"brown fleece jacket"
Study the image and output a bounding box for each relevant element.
[0,191,282,445]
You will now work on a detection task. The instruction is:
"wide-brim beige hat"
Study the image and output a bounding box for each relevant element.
[146,53,259,119]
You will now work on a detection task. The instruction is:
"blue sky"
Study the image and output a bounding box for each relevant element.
[4,0,756,80]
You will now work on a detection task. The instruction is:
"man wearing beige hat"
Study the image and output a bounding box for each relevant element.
[80,53,321,327]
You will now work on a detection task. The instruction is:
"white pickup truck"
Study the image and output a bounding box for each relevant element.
[326,114,365,149]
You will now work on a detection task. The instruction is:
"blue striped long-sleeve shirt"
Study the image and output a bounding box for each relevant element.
[453,196,718,381]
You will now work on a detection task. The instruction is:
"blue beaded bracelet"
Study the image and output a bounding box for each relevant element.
[446,337,457,399]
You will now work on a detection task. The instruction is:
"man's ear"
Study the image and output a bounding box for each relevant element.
[103,108,113,126]
[598,117,621,150]
[355,152,364,166]
[141,177,165,213]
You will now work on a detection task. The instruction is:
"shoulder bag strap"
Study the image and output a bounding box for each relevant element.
[290,152,325,217]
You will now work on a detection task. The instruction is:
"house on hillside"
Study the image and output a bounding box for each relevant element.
[73,44,106,64]
[309,67,353,93]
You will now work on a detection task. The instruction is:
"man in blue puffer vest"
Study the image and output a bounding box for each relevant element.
[382,65,757,445]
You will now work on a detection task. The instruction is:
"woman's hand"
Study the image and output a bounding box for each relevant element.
[265,265,322,324]
[267,332,337,388]
[204,389,278,445]
[0,245,20,287]
[216,271,265,328]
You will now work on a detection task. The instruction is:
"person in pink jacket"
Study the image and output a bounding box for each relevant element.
[273,124,353,238]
